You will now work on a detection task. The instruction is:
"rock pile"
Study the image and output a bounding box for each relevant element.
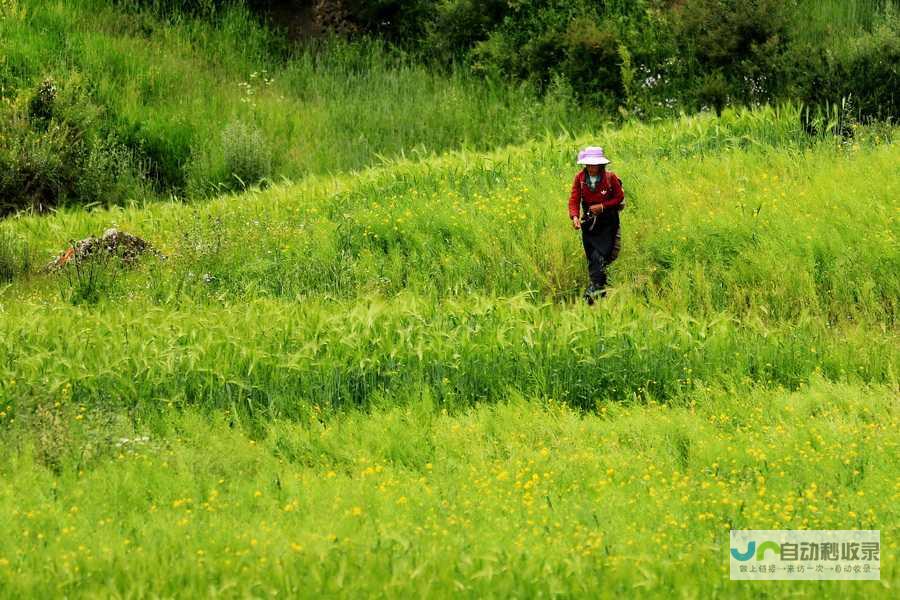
[45,228,164,272]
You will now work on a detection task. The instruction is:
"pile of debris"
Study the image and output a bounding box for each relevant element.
[45,228,164,272]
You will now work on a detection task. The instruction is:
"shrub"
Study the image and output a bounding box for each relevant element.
[312,0,431,41]
[616,8,685,118]
[469,0,602,88]
[26,77,57,124]
[559,16,623,109]
[77,134,147,202]
[673,0,792,69]
[0,74,147,216]
[116,117,194,191]
[696,71,731,115]
[0,105,72,214]
[221,119,272,189]
[672,0,794,106]
[802,12,900,121]
[422,0,507,62]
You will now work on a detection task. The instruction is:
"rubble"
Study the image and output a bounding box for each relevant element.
[45,228,164,272]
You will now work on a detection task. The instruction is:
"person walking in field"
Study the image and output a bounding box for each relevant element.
[569,146,624,304]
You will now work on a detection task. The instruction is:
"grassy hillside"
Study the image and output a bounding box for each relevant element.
[5,0,897,218]
[0,105,898,596]
[0,0,587,212]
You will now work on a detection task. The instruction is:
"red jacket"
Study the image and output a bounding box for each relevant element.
[568,170,625,218]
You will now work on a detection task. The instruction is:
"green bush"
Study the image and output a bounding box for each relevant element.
[559,16,623,109]
[422,0,507,61]
[614,7,684,118]
[0,75,146,217]
[801,12,900,121]
[26,77,57,124]
[220,119,272,189]
[312,0,431,42]
[116,117,194,191]
[695,71,731,115]
[469,0,606,89]
[0,99,78,215]
[185,119,273,195]
[675,0,791,70]
[672,0,794,105]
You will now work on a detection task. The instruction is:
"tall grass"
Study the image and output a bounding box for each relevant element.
[1,107,897,415]
[0,104,897,596]
[0,382,896,597]
[0,0,589,199]
[1,292,894,418]
[793,0,895,46]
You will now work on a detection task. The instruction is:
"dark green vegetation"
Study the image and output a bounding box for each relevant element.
[0,0,587,214]
[140,0,900,117]
[2,0,898,216]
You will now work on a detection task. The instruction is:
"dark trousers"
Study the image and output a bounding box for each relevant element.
[581,211,620,289]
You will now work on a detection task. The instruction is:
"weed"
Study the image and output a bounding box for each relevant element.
[56,241,123,305]
[29,402,70,474]
[0,229,30,282]
[221,119,272,190]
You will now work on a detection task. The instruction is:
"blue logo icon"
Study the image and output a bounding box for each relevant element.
[731,540,781,561]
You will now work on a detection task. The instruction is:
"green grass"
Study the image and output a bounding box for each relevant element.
[3,0,896,213]
[793,0,895,45]
[0,105,898,596]
[1,383,897,597]
[0,0,588,197]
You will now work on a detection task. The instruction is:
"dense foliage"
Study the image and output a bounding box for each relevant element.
[0,0,588,215]
[1,0,896,215]
[303,0,899,117]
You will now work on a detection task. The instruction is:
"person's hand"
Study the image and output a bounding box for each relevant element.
[589,204,605,215]
[572,216,581,230]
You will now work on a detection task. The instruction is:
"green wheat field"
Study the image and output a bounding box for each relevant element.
[2,105,898,598]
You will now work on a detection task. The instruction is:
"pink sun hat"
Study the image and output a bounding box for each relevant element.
[577,146,611,165]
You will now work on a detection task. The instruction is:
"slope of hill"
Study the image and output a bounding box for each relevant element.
[5,0,897,219]
[0,0,588,214]
[0,105,898,596]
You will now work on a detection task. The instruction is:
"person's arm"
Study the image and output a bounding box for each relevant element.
[568,173,582,218]
[568,174,582,229]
